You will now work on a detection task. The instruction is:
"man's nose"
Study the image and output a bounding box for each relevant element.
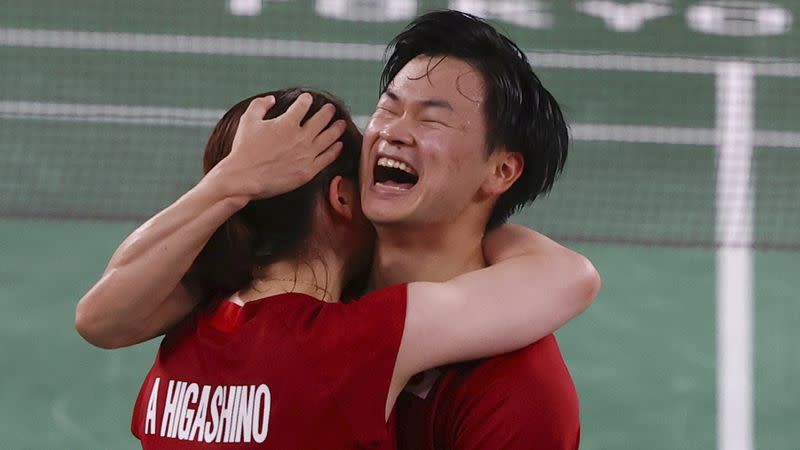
[378,116,414,147]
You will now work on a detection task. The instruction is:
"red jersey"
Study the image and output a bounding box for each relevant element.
[394,334,580,450]
[131,284,407,449]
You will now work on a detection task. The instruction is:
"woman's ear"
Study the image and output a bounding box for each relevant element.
[327,175,356,221]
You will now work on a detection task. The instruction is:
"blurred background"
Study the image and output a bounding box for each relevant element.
[1,1,798,449]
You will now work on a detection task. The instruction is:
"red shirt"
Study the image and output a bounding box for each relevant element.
[131,284,407,449]
[394,334,580,450]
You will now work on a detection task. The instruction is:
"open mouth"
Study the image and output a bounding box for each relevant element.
[373,156,419,190]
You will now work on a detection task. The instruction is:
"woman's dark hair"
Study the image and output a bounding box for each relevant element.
[187,88,362,303]
[381,10,569,230]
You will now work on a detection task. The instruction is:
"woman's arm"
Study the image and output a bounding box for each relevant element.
[75,176,247,349]
[391,224,600,392]
[75,94,346,348]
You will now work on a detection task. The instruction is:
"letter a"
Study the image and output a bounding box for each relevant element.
[145,378,160,435]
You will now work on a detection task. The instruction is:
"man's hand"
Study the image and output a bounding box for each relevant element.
[211,92,347,200]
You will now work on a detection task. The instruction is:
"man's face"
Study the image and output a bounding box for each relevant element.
[360,55,493,227]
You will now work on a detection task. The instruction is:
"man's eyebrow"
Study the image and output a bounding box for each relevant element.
[383,89,400,101]
[420,98,453,111]
[383,88,453,111]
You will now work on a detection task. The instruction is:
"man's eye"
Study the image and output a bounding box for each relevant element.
[420,117,446,126]
[374,107,396,116]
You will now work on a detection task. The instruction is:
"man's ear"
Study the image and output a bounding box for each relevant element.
[482,150,524,196]
[327,175,355,221]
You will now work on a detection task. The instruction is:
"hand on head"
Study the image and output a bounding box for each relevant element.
[213,92,348,200]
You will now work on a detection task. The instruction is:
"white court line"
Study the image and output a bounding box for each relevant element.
[570,124,716,146]
[0,27,386,61]
[3,27,800,76]
[754,130,800,148]
[571,124,800,148]
[715,62,755,450]
[0,101,220,127]
[2,100,798,148]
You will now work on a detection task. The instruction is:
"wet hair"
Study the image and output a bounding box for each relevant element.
[187,88,362,303]
[381,10,569,229]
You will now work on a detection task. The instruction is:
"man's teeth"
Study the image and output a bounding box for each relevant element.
[377,157,418,176]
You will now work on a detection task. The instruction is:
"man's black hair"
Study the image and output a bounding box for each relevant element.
[381,10,569,229]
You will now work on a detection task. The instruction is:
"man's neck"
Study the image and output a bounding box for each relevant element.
[370,222,486,288]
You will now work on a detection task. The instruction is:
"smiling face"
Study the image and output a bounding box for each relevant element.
[361,55,499,227]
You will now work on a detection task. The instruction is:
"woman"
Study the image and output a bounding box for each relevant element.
[76,88,599,449]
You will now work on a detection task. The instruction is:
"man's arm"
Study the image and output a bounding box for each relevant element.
[75,94,345,348]
[395,225,599,379]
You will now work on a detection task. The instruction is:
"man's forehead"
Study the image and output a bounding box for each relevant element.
[388,55,485,105]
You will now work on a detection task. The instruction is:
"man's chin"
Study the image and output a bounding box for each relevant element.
[364,211,409,227]
[364,206,418,229]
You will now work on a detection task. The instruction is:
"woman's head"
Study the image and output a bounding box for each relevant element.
[189,88,372,302]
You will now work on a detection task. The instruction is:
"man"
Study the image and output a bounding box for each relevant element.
[360,11,584,449]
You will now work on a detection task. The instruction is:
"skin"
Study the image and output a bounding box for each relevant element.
[362,55,499,227]
[362,55,525,288]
